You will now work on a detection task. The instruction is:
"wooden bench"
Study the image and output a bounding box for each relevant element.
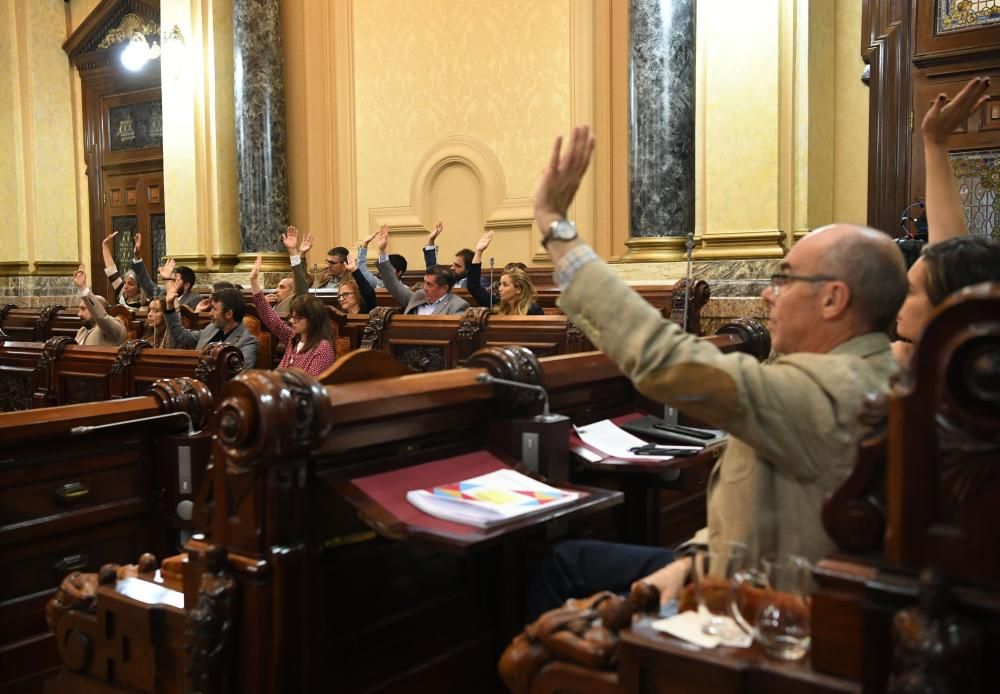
[0,378,214,693]
[42,318,772,693]
[0,339,244,410]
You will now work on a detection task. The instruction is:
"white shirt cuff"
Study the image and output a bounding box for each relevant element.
[289,255,301,266]
[104,264,118,277]
[378,254,389,263]
[79,286,91,298]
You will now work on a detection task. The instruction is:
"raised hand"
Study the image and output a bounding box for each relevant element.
[299,232,314,256]
[282,226,299,253]
[534,125,595,233]
[345,254,358,273]
[194,297,213,313]
[922,76,991,145]
[165,276,181,305]
[103,231,118,247]
[265,293,279,305]
[159,257,176,281]
[428,221,444,244]
[72,264,88,290]
[133,232,142,257]
[362,228,379,247]
[377,224,389,255]
[475,230,494,253]
[249,253,262,293]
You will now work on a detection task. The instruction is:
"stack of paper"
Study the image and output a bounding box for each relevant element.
[574,419,700,462]
[406,468,579,528]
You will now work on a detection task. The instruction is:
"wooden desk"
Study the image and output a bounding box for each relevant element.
[618,618,860,694]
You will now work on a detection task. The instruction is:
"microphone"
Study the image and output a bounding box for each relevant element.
[682,232,695,333]
[476,373,566,423]
[489,257,495,310]
[72,410,196,436]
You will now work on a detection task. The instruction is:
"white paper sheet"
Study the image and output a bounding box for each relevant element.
[574,419,698,462]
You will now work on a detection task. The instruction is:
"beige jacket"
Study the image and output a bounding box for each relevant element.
[74,292,128,346]
[559,260,896,564]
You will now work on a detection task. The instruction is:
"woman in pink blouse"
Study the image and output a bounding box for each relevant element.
[250,254,336,376]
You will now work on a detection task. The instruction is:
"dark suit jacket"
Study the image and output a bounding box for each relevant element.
[378,257,470,315]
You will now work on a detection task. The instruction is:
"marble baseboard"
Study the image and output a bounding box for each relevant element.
[700,297,771,336]
[0,275,79,309]
[610,258,780,297]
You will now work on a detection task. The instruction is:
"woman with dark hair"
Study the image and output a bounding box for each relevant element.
[465,230,544,315]
[894,77,1000,363]
[250,254,336,375]
[141,297,178,348]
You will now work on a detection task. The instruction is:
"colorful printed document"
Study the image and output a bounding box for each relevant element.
[406,468,579,528]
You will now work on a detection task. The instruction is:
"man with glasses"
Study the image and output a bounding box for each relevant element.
[524,126,908,618]
[313,246,351,290]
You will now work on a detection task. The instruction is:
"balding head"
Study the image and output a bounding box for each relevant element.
[808,224,907,333]
[765,224,906,354]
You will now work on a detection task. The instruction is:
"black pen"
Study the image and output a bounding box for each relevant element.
[629,445,699,457]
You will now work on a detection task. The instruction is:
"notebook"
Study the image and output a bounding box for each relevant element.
[406,468,579,528]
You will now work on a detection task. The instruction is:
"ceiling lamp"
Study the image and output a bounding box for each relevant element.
[121,31,152,71]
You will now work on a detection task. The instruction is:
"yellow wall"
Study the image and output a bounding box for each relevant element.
[832,0,869,226]
[0,0,81,274]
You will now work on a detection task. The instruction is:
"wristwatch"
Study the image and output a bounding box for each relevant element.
[542,219,578,247]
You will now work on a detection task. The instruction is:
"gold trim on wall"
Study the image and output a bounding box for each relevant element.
[32,261,83,276]
[0,262,31,277]
[697,230,787,260]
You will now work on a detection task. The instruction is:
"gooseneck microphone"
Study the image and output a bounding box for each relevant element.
[72,410,196,436]
[489,257,495,310]
[475,373,566,423]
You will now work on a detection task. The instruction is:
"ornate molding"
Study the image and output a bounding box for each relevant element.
[97,13,160,50]
[669,279,711,334]
[360,307,397,350]
[713,318,772,361]
[35,305,65,340]
[111,339,151,375]
[457,307,491,364]
[186,545,236,694]
[36,336,73,372]
[150,377,213,430]
[0,303,16,321]
[195,343,244,391]
[466,346,545,416]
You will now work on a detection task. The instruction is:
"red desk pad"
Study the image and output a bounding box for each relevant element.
[352,450,553,537]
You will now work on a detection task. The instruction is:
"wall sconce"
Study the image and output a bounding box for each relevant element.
[120,24,186,74]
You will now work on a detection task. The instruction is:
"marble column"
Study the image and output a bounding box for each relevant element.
[623,0,696,261]
[233,0,288,268]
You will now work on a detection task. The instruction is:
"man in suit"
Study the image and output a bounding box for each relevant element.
[162,280,258,371]
[312,245,351,290]
[72,265,127,346]
[525,126,907,618]
[129,232,202,309]
[375,224,470,315]
[421,221,488,289]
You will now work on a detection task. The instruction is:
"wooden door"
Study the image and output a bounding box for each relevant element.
[102,171,166,298]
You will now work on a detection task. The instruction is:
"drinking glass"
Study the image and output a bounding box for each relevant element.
[691,541,748,637]
[732,554,812,660]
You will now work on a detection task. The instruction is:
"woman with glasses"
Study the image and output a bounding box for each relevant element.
[250,254,336,376]
[338,255,376,313]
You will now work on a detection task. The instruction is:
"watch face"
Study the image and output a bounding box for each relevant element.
[552,221,577,241]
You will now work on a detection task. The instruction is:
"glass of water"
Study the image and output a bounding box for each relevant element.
[691,541,748,637]
[733,554,812,660]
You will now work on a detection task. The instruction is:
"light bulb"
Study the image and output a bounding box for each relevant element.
[121,33,149,71]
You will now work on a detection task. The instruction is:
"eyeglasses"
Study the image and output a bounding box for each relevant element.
[339,292,356,299]
[769,273,837,297]
[327,259,345,265]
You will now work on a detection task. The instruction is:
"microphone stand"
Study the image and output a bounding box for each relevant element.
[72,410,196,436]
[489,257,495,310]
[682,232,694,333]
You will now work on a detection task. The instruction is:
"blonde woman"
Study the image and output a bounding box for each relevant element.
[466,231,544,315]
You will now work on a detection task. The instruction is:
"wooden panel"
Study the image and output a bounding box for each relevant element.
[981,94,1000,131]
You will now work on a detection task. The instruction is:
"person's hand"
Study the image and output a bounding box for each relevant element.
[159,257,176,281]
[103,231,117,247]
[265,293,279,305]
[428,221,443,245]
[475,230,494,253]
[165,276,180,305]
[249,253,262,293]
[922,76,991,145]
[282,226,299,253]
[194,297,212,312]
[345,254,358,273]
[362,229,379,247]
[133,232,142,257]
[534,125,595,234]
[633,556,692,606]
[299,232,314,256]
[72,264,88,290]
[377,223,389,255]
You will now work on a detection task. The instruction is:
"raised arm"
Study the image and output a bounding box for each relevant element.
[922,76,991,244]
[376,224,414,307]
[423,221,443,270]
[356,232,381,288]
[465,232,495,307]
[102,232,124,296]
[129,232,164,298]
[250,253,295,343]
[162,277,198,348]
[349,255,377,312]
